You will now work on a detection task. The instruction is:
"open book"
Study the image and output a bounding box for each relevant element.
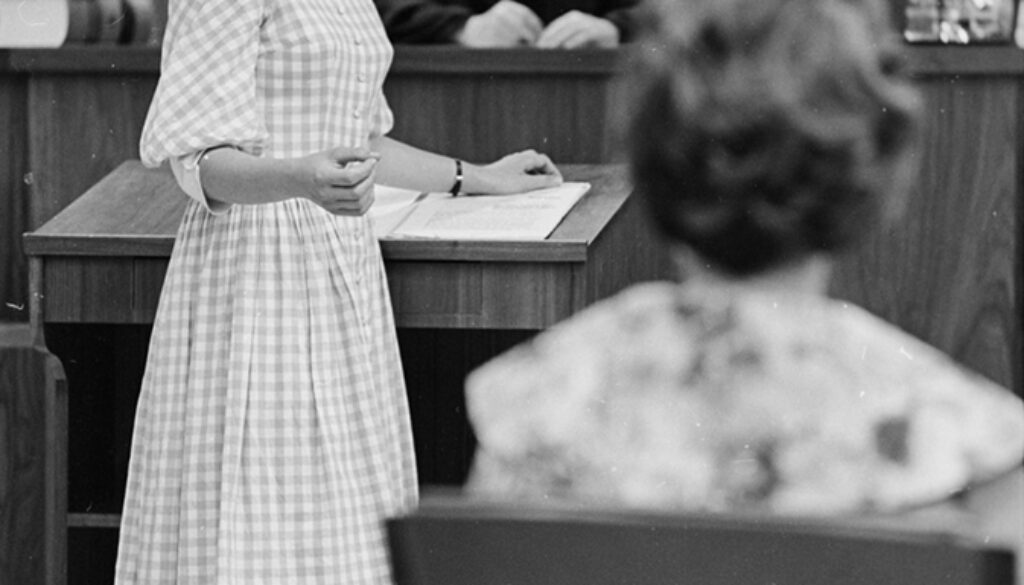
[370,182,590,240]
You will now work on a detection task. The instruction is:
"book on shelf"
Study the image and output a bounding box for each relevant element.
[0,0,165,47]
[0,0,70,47]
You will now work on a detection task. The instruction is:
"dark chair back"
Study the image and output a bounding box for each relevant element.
[387,493,1015,585]
[1,327,68,585]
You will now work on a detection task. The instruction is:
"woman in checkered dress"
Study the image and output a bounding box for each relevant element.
[114,0,561,583]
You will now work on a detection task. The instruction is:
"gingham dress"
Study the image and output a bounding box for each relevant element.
[115,0,418,583]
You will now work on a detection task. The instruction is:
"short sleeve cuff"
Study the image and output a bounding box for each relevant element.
[169,149,233,215]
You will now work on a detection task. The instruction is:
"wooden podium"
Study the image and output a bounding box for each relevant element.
[25,161,663,329]
[22,160,669,585]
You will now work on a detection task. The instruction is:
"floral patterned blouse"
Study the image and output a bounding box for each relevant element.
[464,281,1024,515]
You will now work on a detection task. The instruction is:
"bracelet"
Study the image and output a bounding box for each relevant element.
[449,159,464,197]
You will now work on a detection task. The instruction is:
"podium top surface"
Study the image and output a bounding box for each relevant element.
[24,160,633,263]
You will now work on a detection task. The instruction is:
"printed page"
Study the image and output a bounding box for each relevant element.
[387,182,591,240]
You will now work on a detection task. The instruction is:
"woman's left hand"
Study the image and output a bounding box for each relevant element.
[465,149,563,195]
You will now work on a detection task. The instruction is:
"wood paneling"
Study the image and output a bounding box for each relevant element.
[27,75,156,227]
[582,176,674,305]
[398,328,534,486]
[0,75,29,322]
[42,258,164,324]
[387,261,576,329]
[831,76,1021,392]
[385,73,616,163]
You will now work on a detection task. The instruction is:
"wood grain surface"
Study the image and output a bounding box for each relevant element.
[27,75,156,228]
[26,162,658,329]
[0,76,29,322]
[831,76,1020,391]
[0,330,68,585]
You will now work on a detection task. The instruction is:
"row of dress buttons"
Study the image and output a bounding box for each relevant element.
[353,72,370,117]
[334,3,381,332]
[334,2,364,45]
[352,24,366,117]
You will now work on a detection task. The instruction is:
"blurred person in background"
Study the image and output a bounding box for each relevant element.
[376,0,640,47]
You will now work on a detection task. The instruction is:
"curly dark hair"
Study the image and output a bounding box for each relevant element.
[623,0,922,276]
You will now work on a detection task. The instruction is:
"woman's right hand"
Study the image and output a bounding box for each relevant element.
[297,146,380,216]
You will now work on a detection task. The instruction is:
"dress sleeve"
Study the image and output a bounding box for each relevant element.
[139,0,268,167]
[169,151,233,215]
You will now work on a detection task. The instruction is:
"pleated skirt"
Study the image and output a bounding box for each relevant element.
[115,197,418,584]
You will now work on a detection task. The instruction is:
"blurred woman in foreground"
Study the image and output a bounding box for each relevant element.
[463,0,1024,541]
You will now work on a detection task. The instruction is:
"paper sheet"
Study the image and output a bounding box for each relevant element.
[369,185,431,238]
[370,182,590,241]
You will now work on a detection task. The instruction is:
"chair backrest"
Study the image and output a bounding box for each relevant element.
[387,493,1016,585]
[1,331,68,585]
